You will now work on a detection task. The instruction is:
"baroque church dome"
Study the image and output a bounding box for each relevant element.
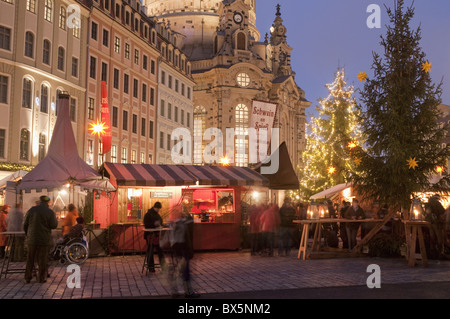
[143,0,258,60]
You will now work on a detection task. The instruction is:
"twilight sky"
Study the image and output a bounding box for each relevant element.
[255,0,450,119]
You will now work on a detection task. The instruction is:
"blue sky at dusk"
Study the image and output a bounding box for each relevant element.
[255,0,450,119]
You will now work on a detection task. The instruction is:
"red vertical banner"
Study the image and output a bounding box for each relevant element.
[101,81,112,155]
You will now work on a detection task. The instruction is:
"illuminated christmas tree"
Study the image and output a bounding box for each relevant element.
[299,68,363,200]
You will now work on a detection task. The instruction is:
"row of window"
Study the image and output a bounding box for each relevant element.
[160,100,191,126]
[91,22,157,73]
[160,70,192,99]
[87,140,153,166]
[0,128,47,162]
[0,26,79,77]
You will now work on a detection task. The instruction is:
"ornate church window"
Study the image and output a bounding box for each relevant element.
[235,104,249,166]
[237,72,250,87]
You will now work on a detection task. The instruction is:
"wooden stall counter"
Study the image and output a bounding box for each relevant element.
[192,222,240,251]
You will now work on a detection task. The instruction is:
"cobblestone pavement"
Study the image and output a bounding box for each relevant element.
[0,251,449,299]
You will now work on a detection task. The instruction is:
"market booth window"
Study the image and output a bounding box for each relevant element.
[183,188,235,223]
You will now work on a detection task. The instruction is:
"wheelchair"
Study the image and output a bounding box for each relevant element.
[51,230,89,265]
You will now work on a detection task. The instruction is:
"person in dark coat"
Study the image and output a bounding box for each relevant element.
[425,194,446,259]
[169,208,200,298]
[339,201,350,249]
[344,199,365,251]
[278,198,296,256]
[23,196,58,283]
[143,202,165,272]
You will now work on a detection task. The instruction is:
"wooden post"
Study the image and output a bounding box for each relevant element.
[298,223,309,260]
[352,209,397,253]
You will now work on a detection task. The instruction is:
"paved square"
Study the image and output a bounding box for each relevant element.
[0,251,449,299]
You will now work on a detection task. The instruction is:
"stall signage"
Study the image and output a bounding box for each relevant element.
[151,192,173,199]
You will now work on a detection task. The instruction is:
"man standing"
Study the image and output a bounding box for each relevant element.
[23,196,58,283]
[143,202,166,272]
[344,199,365,251]
[278,198,296,256]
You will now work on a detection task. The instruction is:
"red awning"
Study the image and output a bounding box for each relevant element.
[102,163,269,187]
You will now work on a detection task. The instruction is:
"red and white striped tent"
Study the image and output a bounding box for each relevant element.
[101,163,269,188]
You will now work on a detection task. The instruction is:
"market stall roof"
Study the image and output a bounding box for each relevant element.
[17,93,115,192]
[101,163,270,187]
[310,183,352,200]
[253,142,299,190]
[0,170,29,190]
[183,165,269,187]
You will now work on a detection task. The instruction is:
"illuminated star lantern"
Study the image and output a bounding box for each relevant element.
[422,61,432,73]
[407,157,419,170]
[219,156,231,166]
[347,141,358,150]
[357,72,368,82]
[89,119,109,138]
[327,166,337,175]
[436,166,444,174]
[353,157,362,166]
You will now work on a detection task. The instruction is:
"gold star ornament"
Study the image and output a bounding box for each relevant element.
[357,72,368,82]
[407,157,419,170]
[422,61,432,73]
[353,157,362,166]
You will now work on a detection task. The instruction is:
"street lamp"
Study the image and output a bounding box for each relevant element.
[410,199,424,221]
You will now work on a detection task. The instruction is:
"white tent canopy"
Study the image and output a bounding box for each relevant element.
[0,170,29,189]
[17,93,115,192]
[310,183,352,200]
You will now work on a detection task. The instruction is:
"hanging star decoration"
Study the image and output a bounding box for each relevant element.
[353,157,362,166]
[422,61,432,73]
[327,166,337,175]
[89,119,109,138]
[407,157,419,170]
[357,72,368,82]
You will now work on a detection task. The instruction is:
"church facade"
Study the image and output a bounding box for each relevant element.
[145,0,310,169]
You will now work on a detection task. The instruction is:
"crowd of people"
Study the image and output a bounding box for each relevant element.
[0,196,86,284]
[248,197,297,257]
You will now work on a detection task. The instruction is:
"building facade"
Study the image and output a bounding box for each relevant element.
[87,0,162,168]
[154,20,195,164]
[144,0,310,169]
[0,0,90,177]
[0,0,194,176]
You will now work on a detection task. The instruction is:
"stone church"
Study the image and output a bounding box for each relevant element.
[144,0,310,169]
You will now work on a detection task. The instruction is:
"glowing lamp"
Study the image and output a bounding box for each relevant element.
[327,166,336,175]
[318,203,330,219]
[307,202,320,220]
[436,166,444,174]
[409,199,423,221]
[219,156,231,166]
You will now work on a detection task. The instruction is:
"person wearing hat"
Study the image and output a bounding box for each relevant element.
[23,195,58,283]
[0,204,10,258]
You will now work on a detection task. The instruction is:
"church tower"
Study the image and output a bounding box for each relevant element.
[270,4,293,77]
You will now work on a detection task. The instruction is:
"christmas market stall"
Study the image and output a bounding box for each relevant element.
[96,163,270,252]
